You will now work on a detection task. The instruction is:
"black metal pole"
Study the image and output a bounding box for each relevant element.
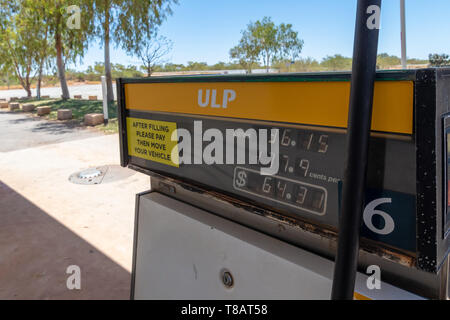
[331,0,381,300]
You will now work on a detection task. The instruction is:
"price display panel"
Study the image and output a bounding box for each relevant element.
[118,69,450,274]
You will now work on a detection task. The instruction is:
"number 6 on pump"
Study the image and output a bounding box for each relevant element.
[363,198,395,235]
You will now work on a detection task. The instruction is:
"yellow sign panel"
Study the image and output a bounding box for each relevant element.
[353,292,371,300]
[125,81,414,134]
[126,117,179,167]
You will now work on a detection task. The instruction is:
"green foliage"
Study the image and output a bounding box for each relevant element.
[154,63,185,72]
[251,17,278,71]
[277,21,304,61]
[376,53,401,69]
[273,57,322,72]
[91,0,177,98]
[33,98,117,121]
[104,0,178,53]
[185,61,209,71]
[0,0,54,95]
[67,62,144,81]
[230,16,304,72]
[406,58,428,65]
[45,0,94,64]
[0,2,439,91]
[97,118,118,134]
[209,61,238,70]
[429,53,450,67]
[10,0,95,99]
[275,53,427,73]
[151,61,255,73]
[0,18,15,88]
[375,54,429,69]
[320,54,352,71]
[230,34,260,74]
[111,63,143,78]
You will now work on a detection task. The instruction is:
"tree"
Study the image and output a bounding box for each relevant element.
[92,0,177,102]
[278,22,304,63]
[24,0,53,99]
[0,0,51,97]
[136,33,172,76]
[429,53,450,67]
[0,3,14,89]
[39,0,93,99]
[0,55,14,89]
[230,17,304,73]
[229,29,260,73]
[252,17,278,72]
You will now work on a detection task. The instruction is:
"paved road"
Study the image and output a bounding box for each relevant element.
[0,110,100,152]
[0,110,148,299]
[0,83,116,101]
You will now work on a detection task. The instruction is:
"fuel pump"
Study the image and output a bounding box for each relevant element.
[117,1,449,300]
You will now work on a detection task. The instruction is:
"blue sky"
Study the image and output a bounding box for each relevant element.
[74,0,450,70]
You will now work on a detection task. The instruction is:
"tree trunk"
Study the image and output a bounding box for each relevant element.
[25,77,31,97]
[55,14,70,100]
[6,40,31,96]
[104,2,114,102]
[38,25,48,100]
[37,65,43,99]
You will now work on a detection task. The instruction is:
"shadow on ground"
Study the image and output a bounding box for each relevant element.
[0,180,131,299]
[0,110,102,152]
[31,120,86,135]
[8,116,38,124]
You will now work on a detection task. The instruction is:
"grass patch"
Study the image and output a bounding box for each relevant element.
[26,98,118,120]
[16,98,119,133]
[47,110,58,120]
[96,118,119,134]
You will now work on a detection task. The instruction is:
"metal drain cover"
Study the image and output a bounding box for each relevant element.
[69,165,137,185]
[69,166,108,185]
[78,168,102,179]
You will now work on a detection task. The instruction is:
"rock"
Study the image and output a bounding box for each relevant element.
[74,95,82,99]
[36,106,51,116]
[9,103,20,111]
[57,109,72,120]
[88,95,98,101]
[84,113,104,126]
[22,104,35,112]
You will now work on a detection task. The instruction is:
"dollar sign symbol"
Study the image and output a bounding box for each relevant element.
[235,170,247,188]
